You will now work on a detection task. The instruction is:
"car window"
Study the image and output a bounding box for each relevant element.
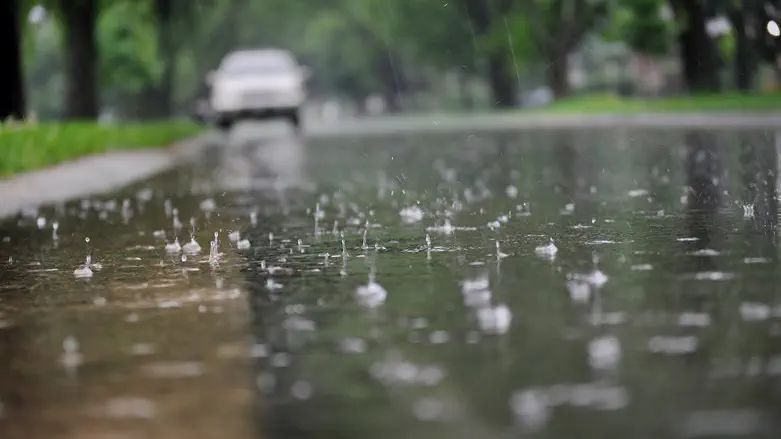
[220,53,296,75]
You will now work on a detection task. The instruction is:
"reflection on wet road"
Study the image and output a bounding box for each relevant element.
[2,121,781,438]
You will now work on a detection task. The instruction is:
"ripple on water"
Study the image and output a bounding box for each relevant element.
[4,128,781,437]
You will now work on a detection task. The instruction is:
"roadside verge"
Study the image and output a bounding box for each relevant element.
[0,132,215,219]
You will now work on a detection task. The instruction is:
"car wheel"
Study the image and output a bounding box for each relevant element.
[287,110,301,131]
[216,118,233,131]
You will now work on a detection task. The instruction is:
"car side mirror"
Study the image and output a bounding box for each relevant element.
[205,70,216,85]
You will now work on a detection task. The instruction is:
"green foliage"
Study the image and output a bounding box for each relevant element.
[23,10,64,118]
[539,91,781,113]
[0,121,202,175]
[99,1,163,94]
[16,0,781,119]
[718,28,736,62]
[614,0,672,56]
[483,12,536,61]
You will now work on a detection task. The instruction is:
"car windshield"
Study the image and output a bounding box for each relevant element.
[220,54,295,76]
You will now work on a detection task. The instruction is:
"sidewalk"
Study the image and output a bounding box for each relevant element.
[0,133,215,219]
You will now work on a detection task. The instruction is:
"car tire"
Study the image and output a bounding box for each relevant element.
[216,118,233,131]
[287,110,301,131]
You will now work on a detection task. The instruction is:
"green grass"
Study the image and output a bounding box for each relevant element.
[539,92,781,114]
[0,121,203,177]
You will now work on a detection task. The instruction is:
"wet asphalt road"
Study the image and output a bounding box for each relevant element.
[1,121,781,438]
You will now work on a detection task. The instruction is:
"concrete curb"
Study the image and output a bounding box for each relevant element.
[0,132,216,219]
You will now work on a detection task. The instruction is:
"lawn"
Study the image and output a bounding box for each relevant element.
[539,92,781,114]
[0,121,203,177]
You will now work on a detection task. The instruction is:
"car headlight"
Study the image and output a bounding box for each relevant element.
[211,87,239,109]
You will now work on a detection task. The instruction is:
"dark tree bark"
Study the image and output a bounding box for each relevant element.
[547,52,570,99]
[463,0,517,108]
[59,0,99,120]
[456,70,474,110]
[154,0,175,118]
[376,50,406,113]
[486,54,517,107]
[729,6,756,92]
[0,0,26,120]
[670,0,721,93]
[525,0,604,101]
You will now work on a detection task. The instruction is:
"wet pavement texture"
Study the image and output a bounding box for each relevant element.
[2,121,781,438]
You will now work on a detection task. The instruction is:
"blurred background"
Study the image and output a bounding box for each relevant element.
[7,0,781,123]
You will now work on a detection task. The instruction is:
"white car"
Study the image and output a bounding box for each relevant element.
[206,49,309,130]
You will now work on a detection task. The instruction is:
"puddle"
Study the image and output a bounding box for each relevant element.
[2,126,781,438]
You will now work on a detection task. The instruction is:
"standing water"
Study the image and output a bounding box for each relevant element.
[1,126,780,439]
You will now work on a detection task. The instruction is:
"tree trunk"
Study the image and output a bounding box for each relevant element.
[456,70,474,110]
[376,51,405,113]
[60,0,99,120]
[547,52,570,100]
[0,0,26,120]
[672,0,720,93]
[730,7,755,92]
[154,0,175,118]
[487,54,516,108]
[464,0,516,108]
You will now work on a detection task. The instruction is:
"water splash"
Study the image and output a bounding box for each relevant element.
[477,304,512,335]
[165,237,182,254]
[356,268,387,309]
[399,205,424,223]
[182,217,202,254]
[341,231,348,257]
[237,235,251,250]
[172,208,183,232]
[60,335,83,376]
[73,257,93,279]
[74,236,100,278]
[496,240,509,259]
[314,203,324,236]
[534,238,558,260]
[361,220,369,250]
[209,232,223,265]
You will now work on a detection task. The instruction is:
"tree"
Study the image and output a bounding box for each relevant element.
[612,0,672,57]
[669,0,721,93]
[725,0,759,91]
[523,0,610,99]
[753,0,781,82]
[463,0,518,107]
[153,0,175,116]
[98,1,163,118]
[57,0,100,120]
[0,0,26,120]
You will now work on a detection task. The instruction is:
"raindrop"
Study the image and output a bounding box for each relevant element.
[165,238,182,254]
[534,238,558,260]
[291,381,313,400]
[477,304,512,334]
[356,279,387,308]
[588,335,621,371]
[237,237,251,250]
